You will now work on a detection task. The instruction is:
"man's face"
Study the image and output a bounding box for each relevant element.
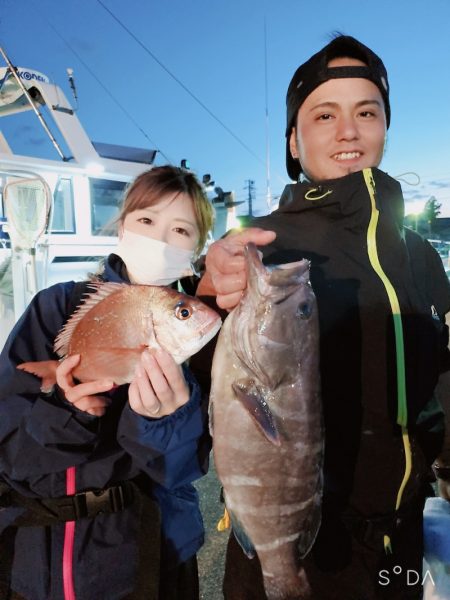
[289,57,387,182]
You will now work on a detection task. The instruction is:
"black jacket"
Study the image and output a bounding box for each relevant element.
[251,168,450,517]
[0,255,209,600]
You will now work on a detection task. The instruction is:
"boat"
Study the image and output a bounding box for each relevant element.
[0,49,243,351]
[0,52,160,350]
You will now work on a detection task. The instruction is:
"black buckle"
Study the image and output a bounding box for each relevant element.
[73,485,127,519]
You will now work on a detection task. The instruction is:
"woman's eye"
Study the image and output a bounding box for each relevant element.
[173,227,190,237]
[137,217,152,225]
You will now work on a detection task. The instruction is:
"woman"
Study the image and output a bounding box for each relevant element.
[0,165,214,600]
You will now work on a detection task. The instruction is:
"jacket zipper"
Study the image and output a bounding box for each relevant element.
[63,466,77,600]
[363,168,412,553]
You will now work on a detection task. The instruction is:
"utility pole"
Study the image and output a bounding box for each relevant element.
[244,180,255,217]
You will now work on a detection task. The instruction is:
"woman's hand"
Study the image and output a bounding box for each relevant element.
[128,349,189,418]
[197,227,276,310]
[56,354,115,417]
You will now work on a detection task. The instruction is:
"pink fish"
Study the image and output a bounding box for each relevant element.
[18,282,221,390]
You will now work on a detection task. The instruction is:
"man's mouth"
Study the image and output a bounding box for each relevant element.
[333,151,361,161]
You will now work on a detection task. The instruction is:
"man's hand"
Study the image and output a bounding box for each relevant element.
[197,227,276,310]
[128,349,189,418]
[56,354,114,417]
[437,478,450,501]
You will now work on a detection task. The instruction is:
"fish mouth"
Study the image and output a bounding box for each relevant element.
[200,318,222,342]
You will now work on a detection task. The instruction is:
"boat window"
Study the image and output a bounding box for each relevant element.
[51,178,75,233]
[90,178,127,235]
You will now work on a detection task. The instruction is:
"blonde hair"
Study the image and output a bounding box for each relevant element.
[117,165,214,255]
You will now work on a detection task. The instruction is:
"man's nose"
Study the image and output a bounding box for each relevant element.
[335,115,359,140]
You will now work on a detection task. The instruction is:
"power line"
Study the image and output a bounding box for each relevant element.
[27,0,172,163]
[96,0,265,166]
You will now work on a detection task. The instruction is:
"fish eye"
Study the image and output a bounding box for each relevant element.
[297,302,312,319]
[175,303,192,320]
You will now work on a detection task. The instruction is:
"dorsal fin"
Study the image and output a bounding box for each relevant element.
[54,282,129,357]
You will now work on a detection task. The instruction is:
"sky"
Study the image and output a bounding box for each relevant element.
[1,0,450,218]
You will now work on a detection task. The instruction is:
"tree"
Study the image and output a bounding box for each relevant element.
[423,196,441,234]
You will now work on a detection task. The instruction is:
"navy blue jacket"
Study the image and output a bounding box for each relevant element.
[0,256,209,600]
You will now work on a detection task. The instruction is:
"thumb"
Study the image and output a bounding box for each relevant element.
[227,227,276,248]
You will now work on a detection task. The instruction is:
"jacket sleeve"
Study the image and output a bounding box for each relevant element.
[0,283,100,484]
[117,366,211,490]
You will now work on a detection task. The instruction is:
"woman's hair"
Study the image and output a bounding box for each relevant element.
[116,165,214,255]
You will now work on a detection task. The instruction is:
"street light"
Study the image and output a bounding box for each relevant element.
[405,200,425,231]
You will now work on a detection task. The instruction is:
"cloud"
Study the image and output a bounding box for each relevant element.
[430,180,450,189]
[404,192,429,200]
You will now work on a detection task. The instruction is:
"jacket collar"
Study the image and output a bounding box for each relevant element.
[277,168,405,231]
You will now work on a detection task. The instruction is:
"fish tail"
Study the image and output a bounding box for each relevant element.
[17,360,58,393]
[263,567,311,600]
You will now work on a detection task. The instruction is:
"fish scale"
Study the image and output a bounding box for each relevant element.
[210,243,323,600]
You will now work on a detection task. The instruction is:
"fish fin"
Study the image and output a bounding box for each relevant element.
[232,379,281,446]
[227,508,256,559]
[145,317,161,353]
[54,282,128,357]
[17,360,58,393]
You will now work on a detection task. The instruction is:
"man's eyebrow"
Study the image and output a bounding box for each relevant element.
[308,99,382,112]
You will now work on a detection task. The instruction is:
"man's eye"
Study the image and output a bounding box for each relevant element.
[360,111,375,118]
[318,113,332,121]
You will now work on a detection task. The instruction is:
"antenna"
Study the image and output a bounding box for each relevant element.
[66,67,78,109]
[264,17,272,210]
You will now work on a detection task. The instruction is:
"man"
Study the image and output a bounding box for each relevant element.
[196,35,450,599]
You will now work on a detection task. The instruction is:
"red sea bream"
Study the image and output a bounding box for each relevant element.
[18,282,221,389]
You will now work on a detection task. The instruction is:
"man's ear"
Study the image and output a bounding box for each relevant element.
[289,127,299,159]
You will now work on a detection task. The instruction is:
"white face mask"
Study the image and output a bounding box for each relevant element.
[114,229,196,286]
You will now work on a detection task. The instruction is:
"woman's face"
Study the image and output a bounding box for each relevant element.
[289,57,387,182]
[121,192,200,251]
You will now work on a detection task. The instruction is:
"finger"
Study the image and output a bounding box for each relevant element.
[64,379,115,404]
[205,241,245,276]
[152,349,186,395]
[131,362,161,416]
[217,290,245,311]
[142,352,170,397]
[225,227,276,248]
[56,354,81,388]
[206,229,275,275]
[72,396,111,416]
[211,271,247,296]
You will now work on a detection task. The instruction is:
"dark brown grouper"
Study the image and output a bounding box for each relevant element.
[210,243,322,600]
